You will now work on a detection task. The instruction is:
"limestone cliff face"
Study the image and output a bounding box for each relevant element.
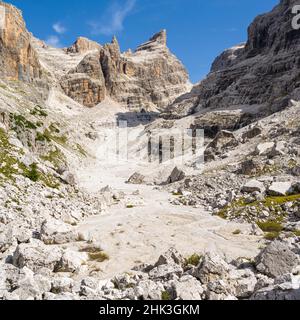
[0,1,190,111]
[66,37,102,54]
[60,53,106,108]
[0,1,43,82]
[165,0,300,127]
[61,30,191,111]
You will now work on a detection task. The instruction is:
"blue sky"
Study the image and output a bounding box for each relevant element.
[9,0,279,83]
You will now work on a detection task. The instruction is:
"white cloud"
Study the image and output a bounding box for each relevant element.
[89,0,136,36]
[45,35,61,47]
[53,22,66,34]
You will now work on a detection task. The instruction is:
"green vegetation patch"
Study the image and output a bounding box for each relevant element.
[80,246,109,263]
[40,147,66,169]
[75,144,88,157]
[161,291,171,301]
[257,220,284,233]
[185,254,202,267]
[10,113,37,130]
[218,194,300,221]
[0,128,27,181]
[30,105,48,118]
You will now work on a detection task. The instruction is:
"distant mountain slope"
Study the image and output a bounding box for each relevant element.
[164,0,300,131]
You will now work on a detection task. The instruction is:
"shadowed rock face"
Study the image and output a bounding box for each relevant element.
[165,0,300,127]
[61,31,191,110]
[0,1,43,82]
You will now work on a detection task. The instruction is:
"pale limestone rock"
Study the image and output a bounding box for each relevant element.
[267,182,292,196]
[255,241,299,278]
[40,218,77,245]
[242,180,266,194]
[12,240,63,272]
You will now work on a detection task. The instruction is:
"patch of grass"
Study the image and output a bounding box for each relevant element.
[10,113,37,130]
[126,204,134,209]
[218,194,300,221]
[172,191,182,196]
[75,143,88,157]
[25,163,40,182]
[264,232,280,241]
[80,246,109,263]
[35,128,68,147]
[185,254,202,266]
[40,147,66,169]
[233,229,242,235]
[36,131,51,143]
[30,106,48,117]
[0,83,7,90]
[0,128,26,180]
[288,159,298,169]
[257,220,284,233]
[51,133,68,146]
[293,230,300,237]
[161,291,171,301]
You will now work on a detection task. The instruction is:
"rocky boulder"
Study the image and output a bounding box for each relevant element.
[40,218,77,245]
[255,241,299,278]
[267,182,292,196]
[242,180,266,194]
[12,240,63,272]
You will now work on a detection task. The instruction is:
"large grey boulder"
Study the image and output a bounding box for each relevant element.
[12,240,63,273]
[242,180,265,194]
[168,275,204,300]
[165,167,186,185]
[228,269,257,299]
[134,280,165,300]
[127,172,145,185]
[56,250,88,273]
[242,126,262,141]
[40,218,77,245]
[254,142,275,156]
[255,241,299,278]
[267,182,292,196]
[193,252,230,284]
[207,130,239,151]
[154,248,184,267]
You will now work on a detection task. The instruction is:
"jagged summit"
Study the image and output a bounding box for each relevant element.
[59,28,189,109]
[0,0,189,110]
[149,29,167,45]
[136,29,167,52]
[66,37,102,54]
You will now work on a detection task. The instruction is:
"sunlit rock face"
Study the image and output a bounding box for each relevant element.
[61,30,191,111]
[0,1,43,82]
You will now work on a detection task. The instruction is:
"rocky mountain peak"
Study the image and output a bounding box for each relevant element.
[136,29,168,52]
[165,0,300,129]
[66,37,102,54]
[150,29,167,45]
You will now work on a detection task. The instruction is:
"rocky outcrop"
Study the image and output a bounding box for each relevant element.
[60,52,106,107]
[165,0,300,126]
[60,30,190,110]
[0,1,43,82]
[66,37,102,54]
